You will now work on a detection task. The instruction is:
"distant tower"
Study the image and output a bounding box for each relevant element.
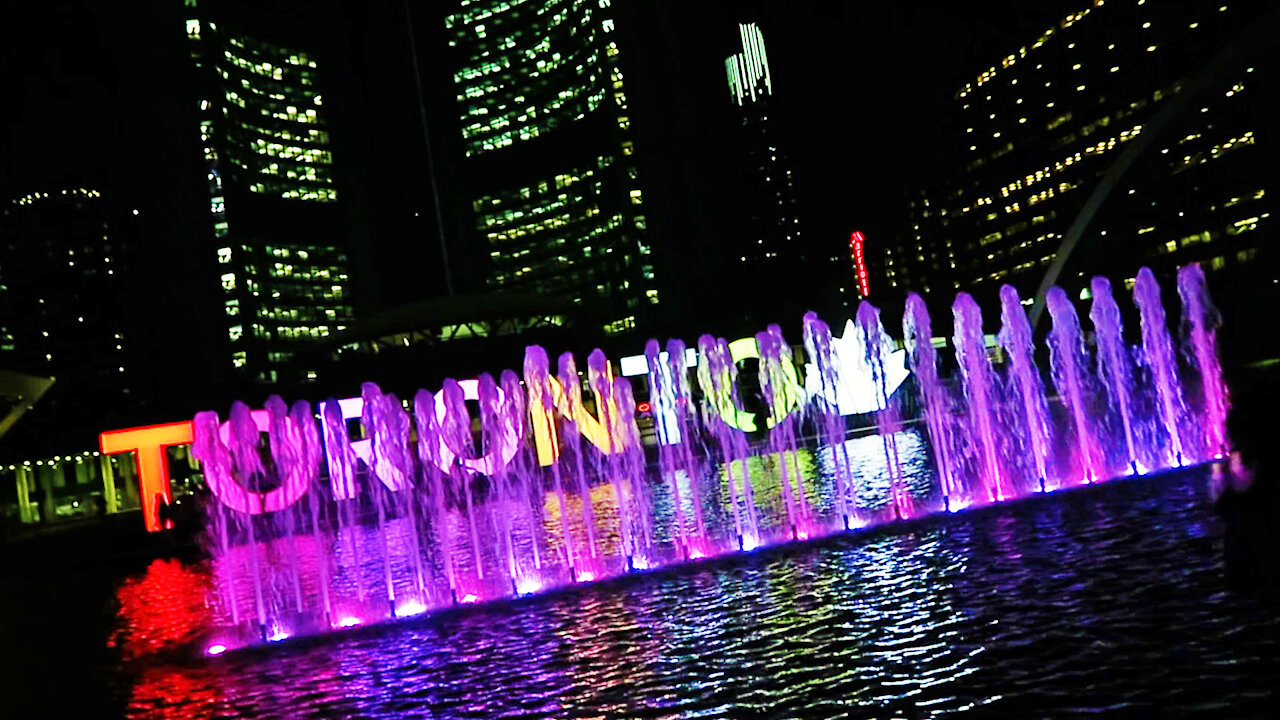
[725,22,804,306]
[184,2,353,384]
[445,0,658,336]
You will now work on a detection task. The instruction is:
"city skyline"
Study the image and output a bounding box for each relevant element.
[1,0,1273,429]
[0,4,1277,718]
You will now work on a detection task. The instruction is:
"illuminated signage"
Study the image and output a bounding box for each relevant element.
[802,320,908,415]
[101,325,911,531]
[850,231,870,298]
[99,422,194,532]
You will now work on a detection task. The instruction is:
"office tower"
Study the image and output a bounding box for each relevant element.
[444,0,657,336]
[890,0,1273,302]
[183,2,353,384]
[725,22,800,265]
[724,22,808,310]
[879,185,964,299]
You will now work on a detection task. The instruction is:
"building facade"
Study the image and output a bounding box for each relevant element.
[184,2,354,384]
[887,0,1273,305]
[444,0,657,336]
[725,22,805,289]
[0,187,142,451]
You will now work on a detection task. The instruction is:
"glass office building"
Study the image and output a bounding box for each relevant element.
[886,0,1272,302]
[445,0,656,335]
[185,3,352,384]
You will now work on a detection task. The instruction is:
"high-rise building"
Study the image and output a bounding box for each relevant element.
[444,0,657,336]
[0,187,142,451]
[878,184,964,300]
[183,2,354,384]
[724,22,805,295]
[888,0,1274,305]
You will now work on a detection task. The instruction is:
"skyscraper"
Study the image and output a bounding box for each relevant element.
[725,22,803,280]
[888,0,1274,305]
[444,0,657,335]
[184,1,353,384]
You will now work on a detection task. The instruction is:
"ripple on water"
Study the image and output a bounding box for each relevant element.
[113,468,1280,719]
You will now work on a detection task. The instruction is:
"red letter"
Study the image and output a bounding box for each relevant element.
[100,422,194,532]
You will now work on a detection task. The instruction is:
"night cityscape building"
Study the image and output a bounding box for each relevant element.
[0,183,162,524]
[883,0,1276,309]
[183,0,355,385]
[0,187,143,447]
[724,23,805,290]
[444,0,658,336]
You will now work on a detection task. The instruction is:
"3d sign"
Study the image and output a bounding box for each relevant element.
[101,323,911,531]
[99,421,194,532]
[803,320,908,415]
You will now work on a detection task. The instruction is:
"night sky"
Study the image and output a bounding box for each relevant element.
[0,0,1077,256]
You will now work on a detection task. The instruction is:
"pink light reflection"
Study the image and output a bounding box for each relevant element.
[515,577,543,595]
[396,600,427,617]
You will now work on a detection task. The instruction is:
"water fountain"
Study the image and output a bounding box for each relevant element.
[1046,287,1104,483]
[1089,277,1142,475]
[903,294,961,509]
[856,303,909,519]
[998,285,1054,492]
[1177,263,1231,458]
[1133,268,1189,467]
[190,263,1231,655]
[952,293,1009,503]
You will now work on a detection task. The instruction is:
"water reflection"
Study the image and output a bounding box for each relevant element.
[114,467,1280,718]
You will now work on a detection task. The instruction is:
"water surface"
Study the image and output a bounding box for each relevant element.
[111,467,1279,718]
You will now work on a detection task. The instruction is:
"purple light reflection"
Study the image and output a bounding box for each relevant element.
[187,265,1231,656]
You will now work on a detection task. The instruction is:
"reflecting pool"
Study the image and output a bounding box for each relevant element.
[109,466,1280,718]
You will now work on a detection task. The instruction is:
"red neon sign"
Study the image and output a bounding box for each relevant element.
[849,231,870,298]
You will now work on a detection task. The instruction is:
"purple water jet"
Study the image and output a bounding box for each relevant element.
[1046,287,1102,483]
[696,334,760,549]
[523,346,578,575]
[903,295,962,508]
[803,312,856,526]
[1133,267,1188,467]
[1177,263,1231,457]
[757,325,808,537]
[952,293,1008,502]
[1088,277,1141,474]
[856,302,909,519]
[998,285,1054,491]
